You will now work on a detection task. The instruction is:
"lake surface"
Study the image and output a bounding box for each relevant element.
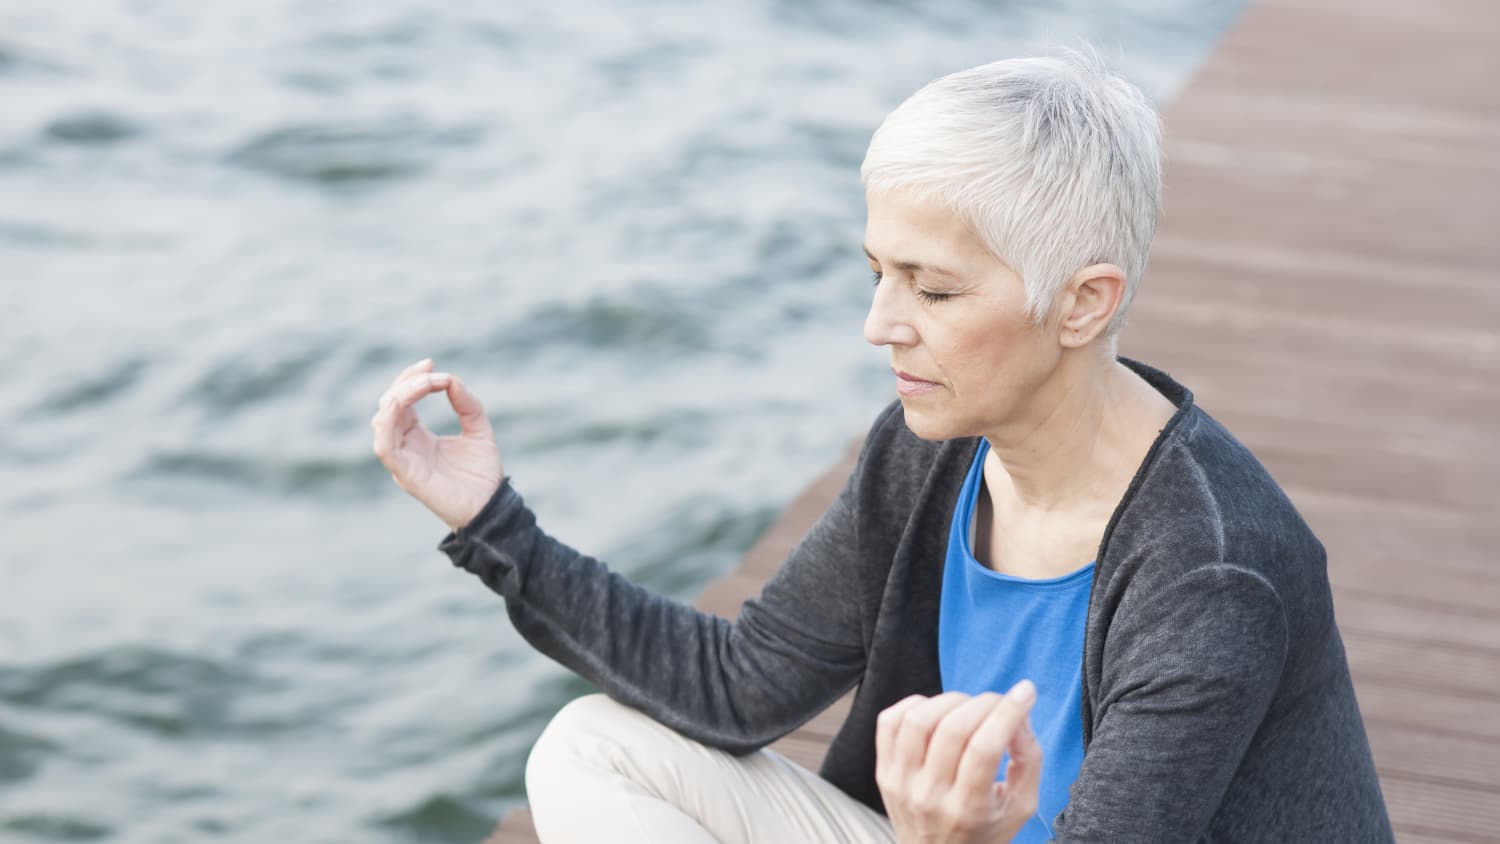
[1,1,1243,841]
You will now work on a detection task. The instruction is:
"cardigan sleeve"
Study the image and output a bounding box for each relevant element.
[438,404,903,754]
[1051,564,1289,842]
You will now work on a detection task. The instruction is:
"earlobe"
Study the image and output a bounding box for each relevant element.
[1059,264,1126,348]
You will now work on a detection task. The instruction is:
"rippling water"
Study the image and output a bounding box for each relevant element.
[2,1,1244,841]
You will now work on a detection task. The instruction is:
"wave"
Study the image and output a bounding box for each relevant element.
[487,294,710,356]
[183,342,336,415]
[515,408,714,452]
[0,646,274,740]
[0,219,91,247]
[613,499,778,596]
[43,111,141,146]
[128,450,389,499]
[28,357,149,415]
[0,721,56,786]
[0,40,71,78]
[0,814,112,841]
[371,793,496,843]
[225,116,483,189]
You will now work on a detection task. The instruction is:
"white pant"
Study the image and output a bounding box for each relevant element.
[526,694,898,843]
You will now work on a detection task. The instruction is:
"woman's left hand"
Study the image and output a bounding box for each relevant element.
[875,681,1043,844]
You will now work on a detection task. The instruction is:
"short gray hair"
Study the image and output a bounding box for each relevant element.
[861,49,1162,337]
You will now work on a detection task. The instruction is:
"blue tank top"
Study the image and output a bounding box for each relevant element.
[938,439,1093,841]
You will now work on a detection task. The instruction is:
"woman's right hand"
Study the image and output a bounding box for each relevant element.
[370,358,505,532]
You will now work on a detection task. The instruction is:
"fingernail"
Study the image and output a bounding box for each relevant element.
[1008,679,1036,706]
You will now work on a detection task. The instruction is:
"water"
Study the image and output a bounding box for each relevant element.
[0,1,1245,841]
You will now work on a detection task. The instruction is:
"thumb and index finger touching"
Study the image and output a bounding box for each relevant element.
[443,373,492,437]
[372,359,492,452]
[376,358,486,419]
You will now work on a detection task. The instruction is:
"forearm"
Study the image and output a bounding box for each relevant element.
[440,479,864,752]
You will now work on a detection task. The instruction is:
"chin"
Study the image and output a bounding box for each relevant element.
[896,399,967,442]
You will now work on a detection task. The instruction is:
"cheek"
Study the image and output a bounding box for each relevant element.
[933,316,1027,389]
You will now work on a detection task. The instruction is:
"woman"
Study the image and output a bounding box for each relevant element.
[371,52,1393,842]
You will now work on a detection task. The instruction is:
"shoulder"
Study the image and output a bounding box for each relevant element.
[1107,405,1324,593]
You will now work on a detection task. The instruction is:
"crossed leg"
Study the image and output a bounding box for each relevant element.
[526,694,898,843]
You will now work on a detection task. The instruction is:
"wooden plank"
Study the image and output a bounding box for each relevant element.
[1338,594,1500,654]
[1358,680,1500,746]
[1345,630,1500,701]
[483,809,537,844]
[1369,723,1500,793]
[1381,774,1500,844]
[1140,0,1500,835]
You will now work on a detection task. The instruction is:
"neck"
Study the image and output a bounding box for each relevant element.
[981,351,1174,514]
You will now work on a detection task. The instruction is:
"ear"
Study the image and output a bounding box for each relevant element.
[1056,263,1127,349]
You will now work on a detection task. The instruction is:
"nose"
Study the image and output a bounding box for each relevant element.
[864,278,919,348]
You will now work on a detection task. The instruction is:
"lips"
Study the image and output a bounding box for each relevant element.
[893,368,940,396]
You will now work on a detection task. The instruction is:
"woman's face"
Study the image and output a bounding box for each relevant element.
[862,188,1062,441]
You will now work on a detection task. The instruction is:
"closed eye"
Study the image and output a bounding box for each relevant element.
[871,270,954,304]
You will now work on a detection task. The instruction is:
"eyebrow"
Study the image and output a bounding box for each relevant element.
[862,244,959,278]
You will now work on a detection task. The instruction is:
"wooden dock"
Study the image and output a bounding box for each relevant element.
[488,0,1500,839]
